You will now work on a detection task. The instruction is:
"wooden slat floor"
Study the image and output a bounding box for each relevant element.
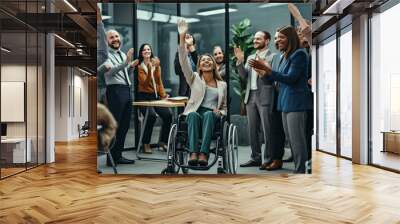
[1,135,400,224]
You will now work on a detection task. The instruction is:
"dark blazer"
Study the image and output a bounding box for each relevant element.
[174,50,198,96]
[269,48,312,112]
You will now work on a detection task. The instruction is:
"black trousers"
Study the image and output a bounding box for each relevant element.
[106,85,132,161]
[306,109,313,160]
[270,110,286,161]
[136,92,172,144]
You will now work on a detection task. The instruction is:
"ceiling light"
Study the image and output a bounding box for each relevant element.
[152,12,169,23]
[63,0,78,12]
[1,47,11,53]
[258,3,287,8]
[78,67,92,76]
[169,16,200,24]
[197,7,237,16]
[137,9,152,21]
[102,15,112,20]
[136,10,199,24]
[323,0,354,15]
[54,34,75,48]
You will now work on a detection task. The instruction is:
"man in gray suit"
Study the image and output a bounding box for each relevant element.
[234,31,280,169]
[101,29,138,166]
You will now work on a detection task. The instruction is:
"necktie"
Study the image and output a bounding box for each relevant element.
[117,51,130,86]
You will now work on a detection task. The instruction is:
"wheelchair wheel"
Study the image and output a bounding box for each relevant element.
[163,124,178,175]
[230,125,239,174]
[226,123,234,174]
[221,121,230,173]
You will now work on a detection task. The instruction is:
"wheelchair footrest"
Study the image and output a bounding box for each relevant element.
[178,165,211,171]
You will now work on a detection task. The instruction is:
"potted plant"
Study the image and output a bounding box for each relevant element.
[230,18,255,115]
[229,18,255,146]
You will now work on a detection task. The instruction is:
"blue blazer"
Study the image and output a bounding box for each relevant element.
[269,49,312,112]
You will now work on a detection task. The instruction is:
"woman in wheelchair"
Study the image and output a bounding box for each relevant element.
[177,20,227,166]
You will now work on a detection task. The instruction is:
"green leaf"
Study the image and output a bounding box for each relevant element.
[242,18,251,27]
[233,88,242,96]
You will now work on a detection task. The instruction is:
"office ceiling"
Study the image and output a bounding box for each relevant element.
[0,0,96,72]
[311,0,390,43]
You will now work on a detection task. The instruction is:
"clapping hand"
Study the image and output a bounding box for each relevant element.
[130,59,139,68]
[126,48,134,63]
[248,58,272,76]
[233,47,244,64]
[151,57,160,67]
[177,19,188,34]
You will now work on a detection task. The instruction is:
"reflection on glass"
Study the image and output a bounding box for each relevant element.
[1,31,27,177]
[371,3,400,171]
[340,28,352,158]
[27,32,39,169]
[38,32,46,165]
[318,36,337,154]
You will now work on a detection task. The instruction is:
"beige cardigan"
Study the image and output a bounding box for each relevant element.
[178,46,227,116]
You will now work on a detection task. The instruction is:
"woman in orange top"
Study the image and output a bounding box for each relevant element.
[136,43,172,154]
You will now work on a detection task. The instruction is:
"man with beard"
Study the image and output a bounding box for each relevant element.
[102,29,138,166]
[213,46,226,81]
[234,31,281,170]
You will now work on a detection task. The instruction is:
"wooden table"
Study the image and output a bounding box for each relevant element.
[132,99,187,161]
[381,131,400,155]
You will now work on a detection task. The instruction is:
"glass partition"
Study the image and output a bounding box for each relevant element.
[1,31,28,178]
[317,35,337,155]
[0,0,46,179]
[370,3,400,171]
[339,26,352,159]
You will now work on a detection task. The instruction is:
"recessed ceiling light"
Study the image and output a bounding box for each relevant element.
[197,7,237,16]
[258,3,287,9]
[63,0,78,12]
[54,34,75,48]
[78,67,92,76]
[1,47,11,53]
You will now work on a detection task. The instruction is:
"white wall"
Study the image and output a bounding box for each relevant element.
[54,67,89,141]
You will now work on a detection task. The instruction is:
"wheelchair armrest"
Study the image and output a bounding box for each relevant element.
[217,115,226,129]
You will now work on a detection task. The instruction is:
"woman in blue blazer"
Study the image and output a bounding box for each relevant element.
[249,26,312,173]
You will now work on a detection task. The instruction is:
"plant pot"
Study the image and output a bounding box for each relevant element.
[230,114,249,146]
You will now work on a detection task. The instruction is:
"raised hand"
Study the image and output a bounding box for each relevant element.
[288,3,310,34]
[126,48,134,63]
[97,6,102,23]
[177,19,188,35]
[234,47,244,64]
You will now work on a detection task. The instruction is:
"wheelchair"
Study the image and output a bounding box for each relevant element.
[161,114,239,175]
